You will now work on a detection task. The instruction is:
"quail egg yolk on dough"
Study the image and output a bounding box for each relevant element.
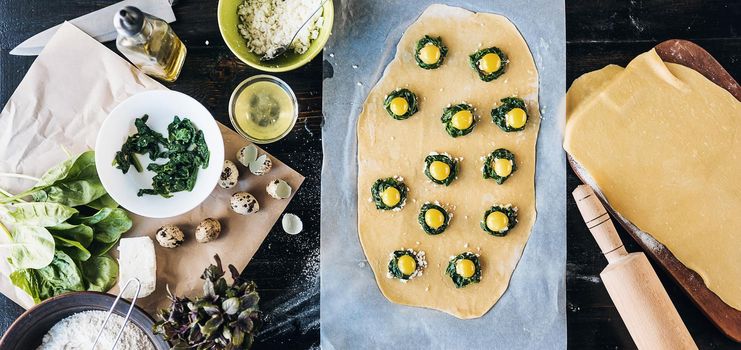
[451,110,474,130]
[505,107,527,129]
[389,97,409,116]
[486,211,509,232]
[455,259,476,278]
[428,160,451,181]
[397,255,417,275]
[424,208,446,229]
[418,44,441,65]
[478,53,502,74]
[381,187,401,207]
[493,158,513,177]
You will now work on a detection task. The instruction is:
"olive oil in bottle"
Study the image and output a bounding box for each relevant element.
[114,6,186,82]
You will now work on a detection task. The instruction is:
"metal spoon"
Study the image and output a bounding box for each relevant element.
[260,0,329,61]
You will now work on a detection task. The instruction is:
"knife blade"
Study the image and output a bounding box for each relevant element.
[10,0,176,56]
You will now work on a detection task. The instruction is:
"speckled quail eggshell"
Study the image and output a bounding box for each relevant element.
[249,154,272,176]
[195,218,222,243]
[156,224,185,248]
[282,213,303,235]
[219,160,239,189]
[237,144,259,167]
[230,192,259,215]
[266,179,292,199]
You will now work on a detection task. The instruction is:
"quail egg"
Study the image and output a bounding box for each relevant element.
[156,224,185,248]
[195,218,222,243]
[230,192,259,215]
[282,213,303,235]
[237,144,259,167]
[219,160,239,189]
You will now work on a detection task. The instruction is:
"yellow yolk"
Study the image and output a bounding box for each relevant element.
[505,107,527,129]
[478,53,502,74]
[450,110,473,130]
[486,211,509,232]
[389,97,409,116]
[428,161,451,181]
[424,208,445,229]
[381,187,401,207]
[493,158,513,177]
[397,255,417,276]
[456,259,476,278]
[418,44,441,65]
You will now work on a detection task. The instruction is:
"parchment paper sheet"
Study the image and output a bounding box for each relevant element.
[0,23,303,314]
[320,1,566,349]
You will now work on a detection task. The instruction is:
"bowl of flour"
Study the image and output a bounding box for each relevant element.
[0,292,168,350]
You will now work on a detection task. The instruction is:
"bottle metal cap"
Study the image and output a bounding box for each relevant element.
[114,6,145,36]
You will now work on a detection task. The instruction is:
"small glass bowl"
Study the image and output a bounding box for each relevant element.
[228,74,298,144]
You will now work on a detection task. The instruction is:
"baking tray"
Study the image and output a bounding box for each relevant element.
[567,39,741,342]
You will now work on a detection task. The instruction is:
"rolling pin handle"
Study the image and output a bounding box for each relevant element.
[573,185,627,262]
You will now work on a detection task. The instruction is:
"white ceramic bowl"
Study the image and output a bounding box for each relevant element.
[95,90,224,218]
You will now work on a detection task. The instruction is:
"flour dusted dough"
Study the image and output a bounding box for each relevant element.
[564,49,741,311]
[357,5,539,319]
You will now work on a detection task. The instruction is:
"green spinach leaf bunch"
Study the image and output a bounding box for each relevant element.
[0,151,131,303]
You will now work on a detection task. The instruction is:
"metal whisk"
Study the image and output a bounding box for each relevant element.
[90,278,142,350]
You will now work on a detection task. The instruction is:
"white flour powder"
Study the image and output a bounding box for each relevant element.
[37,311,155,350]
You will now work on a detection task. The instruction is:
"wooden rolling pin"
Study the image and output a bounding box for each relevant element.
[572,184,697,350]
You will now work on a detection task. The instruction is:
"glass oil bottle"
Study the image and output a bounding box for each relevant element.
[114,6,186,82]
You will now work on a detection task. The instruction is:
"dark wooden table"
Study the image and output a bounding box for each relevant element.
[1,1,739,349]
[566,1,740,349]
[0,1,321,349]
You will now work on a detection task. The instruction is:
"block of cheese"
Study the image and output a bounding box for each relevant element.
[118,236,157,299]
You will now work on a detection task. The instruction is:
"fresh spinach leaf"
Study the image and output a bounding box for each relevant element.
[31,179,107,208]
[9,251,85,303]
[49,223,94,247]
[32,251,85,300]
[87,238,120,256]
[4,225,55,270]
[85,193,119,210]
[90,208,132,243]
[81,255,118,292]
[3,202,77,227]
[53,235,91,262]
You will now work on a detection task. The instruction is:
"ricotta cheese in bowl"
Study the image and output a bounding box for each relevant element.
[237,0,325,59]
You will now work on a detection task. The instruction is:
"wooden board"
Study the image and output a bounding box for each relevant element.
[567,39,741,343]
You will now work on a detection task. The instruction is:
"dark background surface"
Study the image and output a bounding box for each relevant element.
[0,0,739,349]
[566,0,739,349]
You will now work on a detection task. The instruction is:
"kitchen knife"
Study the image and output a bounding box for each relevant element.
[10,0,176,56]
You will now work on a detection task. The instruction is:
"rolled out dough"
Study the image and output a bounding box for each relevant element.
[564,49,741,311]
[357,5,539,319]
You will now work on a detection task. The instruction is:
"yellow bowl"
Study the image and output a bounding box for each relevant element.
[217,0,334,72]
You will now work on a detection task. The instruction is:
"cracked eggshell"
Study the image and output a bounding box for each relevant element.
[282,213,303,235]
[249,154,272,176]
[195,218,222,243]
[219,160,239,189]
[230,192,259,215]
[156,224,185,248]
[266,179,292,199]
[237,144,259,167]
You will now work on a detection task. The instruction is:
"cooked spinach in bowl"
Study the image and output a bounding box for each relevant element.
[113,115,211,198]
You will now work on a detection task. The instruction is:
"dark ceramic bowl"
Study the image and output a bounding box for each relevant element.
[0,291,169,349]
